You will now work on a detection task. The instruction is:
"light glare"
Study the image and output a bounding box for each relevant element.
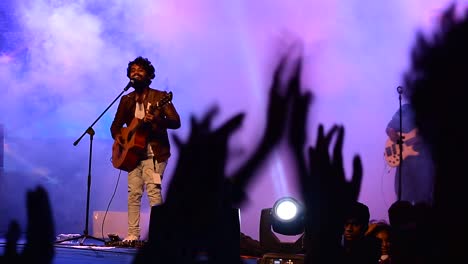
[275,200,298,221]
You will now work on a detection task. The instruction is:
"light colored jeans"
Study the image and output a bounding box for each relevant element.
[127,157,166,237]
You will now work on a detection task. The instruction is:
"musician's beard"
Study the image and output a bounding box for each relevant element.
[133,79,151,93]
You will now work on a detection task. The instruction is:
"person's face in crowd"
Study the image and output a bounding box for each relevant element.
[343,218,366,241]
[376,230,391,256]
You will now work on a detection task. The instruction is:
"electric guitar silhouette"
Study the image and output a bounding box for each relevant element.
[384,128,419,167]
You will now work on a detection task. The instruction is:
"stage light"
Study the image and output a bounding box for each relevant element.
[271,197,304,236]
[259,196,305,257]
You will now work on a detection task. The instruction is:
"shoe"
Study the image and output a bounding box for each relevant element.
[123,234,140,242]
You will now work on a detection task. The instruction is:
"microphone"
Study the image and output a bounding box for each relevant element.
[397,86,403,94]
[124,79,135,91]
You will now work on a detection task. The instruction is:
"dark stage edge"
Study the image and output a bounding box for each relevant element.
[0,238,260,264]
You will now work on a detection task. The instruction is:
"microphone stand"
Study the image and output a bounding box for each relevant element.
[55,81,132,245]
[396,86,404,201]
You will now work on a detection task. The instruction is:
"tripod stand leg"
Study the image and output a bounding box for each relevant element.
[55,234,105,246]
[79,234,105,246]
[55,234,84,245]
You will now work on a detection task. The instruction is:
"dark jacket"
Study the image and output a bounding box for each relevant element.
[110,88,181,163]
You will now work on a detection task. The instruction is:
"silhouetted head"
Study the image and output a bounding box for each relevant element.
[388,200,415,231]
[405,5,468,160]
[343,202,370,241]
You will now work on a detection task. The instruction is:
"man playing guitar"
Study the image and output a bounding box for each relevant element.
[385,101,434,205]
[110,56,181,242]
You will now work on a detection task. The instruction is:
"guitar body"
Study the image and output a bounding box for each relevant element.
[112,118,149,172]
[112,92,173,172]
[384,128,419,167]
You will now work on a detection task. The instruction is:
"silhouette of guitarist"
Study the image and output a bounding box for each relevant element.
[110,56,181,242]
[385,103,434,205]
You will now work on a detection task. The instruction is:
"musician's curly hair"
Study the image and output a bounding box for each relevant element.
[404,4,468,157]
[126,56,156,80]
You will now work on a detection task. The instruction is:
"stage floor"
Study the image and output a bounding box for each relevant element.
[0,237,260,264]
[1,237,137,264]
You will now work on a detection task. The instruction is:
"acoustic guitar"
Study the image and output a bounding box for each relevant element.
[383,128,419,167]
[112,92,173,172]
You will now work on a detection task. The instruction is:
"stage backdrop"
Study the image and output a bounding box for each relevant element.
[0,0,461,240]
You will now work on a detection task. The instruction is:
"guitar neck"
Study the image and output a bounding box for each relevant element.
[148,92,172,114]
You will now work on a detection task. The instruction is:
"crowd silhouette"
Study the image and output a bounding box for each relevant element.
[2,3,468,264]
[0,186,54,264]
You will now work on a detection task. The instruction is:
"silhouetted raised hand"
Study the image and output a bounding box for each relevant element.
[2,221,21,262]
[1,186,55,264]
[229,50,300,206]
[132,106,244,264]
[299,125,363,263]
[287,78,363,263]
[22,186,55,264]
